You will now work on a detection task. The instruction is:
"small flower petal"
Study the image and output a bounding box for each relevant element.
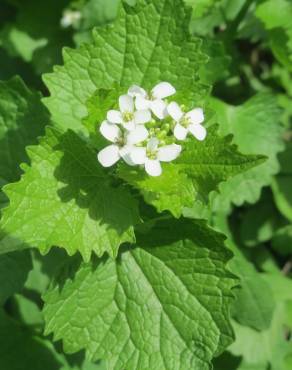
[145,159,162,177]
[174,123,188,140]
[150,99,167,119]
[122,154,135,166]
[119,145,135,166]
[128,85,147,98]
[189,123,207,141]
[151,82,176,99]
[157,144,182,162]
[122,120,136,131]
[134,109,151,124]
[119,94,134,113]
[100,120,121,142]
[147,137,159,151]
[127,126,149,145]
[167,101,184,121]
[97,145,120,167]
[135,96,150,110]
[107,110,123,124]
[186,108,204,125]
[130,147,147,165]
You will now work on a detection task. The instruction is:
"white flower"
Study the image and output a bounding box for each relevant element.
[97,121,148,167]
[107,94,151,131]
[167,102,206,141]
[128,82,176,119]
[129,137,181,177]
[61,10,81,28]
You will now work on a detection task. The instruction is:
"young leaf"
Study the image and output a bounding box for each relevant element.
[118,125,266,217]
[0,76,49,207]
[43,219,237,369]
[43,0,208,134]
[0,128,139,261]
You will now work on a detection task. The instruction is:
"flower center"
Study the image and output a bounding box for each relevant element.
[122,111,134,122]
[180,115,190,128]
[116,136,126,147]
[146,148,158,160]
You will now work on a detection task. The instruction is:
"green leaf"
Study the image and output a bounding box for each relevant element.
[0,250,32,305]
[272,176,292,223]
[0,309,64,370]
[256,0,292,70]
[0,127,139,261]
[25,249,69,295]
[206,215,276,331]
[43,219,236,369]
[199,39,231,85]
[272,225,292,256]
[0,307,105,370]
[210,93,284,211]
[0,76,49,207]
[230,248,276,331]
[43,0,208,134]
[74,0,120,45]
[118,125,265,217]
[229,272,292,370]
[185,0,221,18]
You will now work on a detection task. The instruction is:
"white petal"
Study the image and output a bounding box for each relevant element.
[151,82,176,99]
[134,109,151,124]
[119,94,134,113]
[135,96,150,110]
[167,101,183,121]
[129,147,147,165]
[128,85,147,97]
[157,144,182,162]
[145,159,162,177]
[107,110,123,124]
[150,99,167,119]
[122,154,135,166]
[119,145,135,166]
[127,126,149,145]
[100,120,121,142]
[122,120,136,131]
[189,124,207,141]
[97,145,120,167]
[186,108,204,125]
[119,145,131,158]
[147,137,159,151]
[174,123,188,140]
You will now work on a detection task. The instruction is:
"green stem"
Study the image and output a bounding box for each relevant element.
[223,0,255,41]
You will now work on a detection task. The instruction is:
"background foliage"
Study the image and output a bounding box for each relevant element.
[0,0,291,369]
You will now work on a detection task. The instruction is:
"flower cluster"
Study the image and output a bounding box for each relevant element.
[97,82,206,176]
